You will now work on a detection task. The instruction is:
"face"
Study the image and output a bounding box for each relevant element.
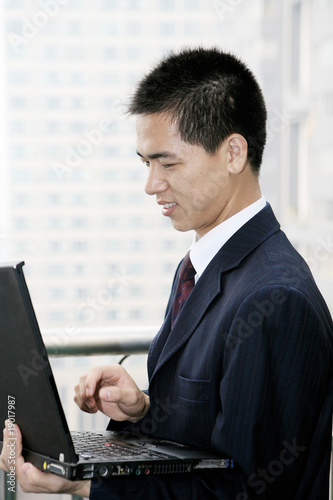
[136,113,245,238]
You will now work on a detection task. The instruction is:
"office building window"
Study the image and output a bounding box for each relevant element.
[160,0,174,10]
[8,71,27,84]
[75,288,89,298]
[105,241,122,252]
[73,264,88,275]
[45,97,61,109]
[100,0,119,9]
[104,193,121,205]
[160,23,175,35]
[11,169,30,182]
[10,121,27,133]
[127,23,141,35]
[103,47,118,59]
[72,241,88,252]
[49,288,65,299]
[289,123,299,213]
[48,311,66,323]
[130,309,143,320]
[48,241,63,252]
[12,194,29,206]
[48,218,63,229]
[71,218,87,229]
[45,122,61,134]
[130,286,143,297]
[291,1,301,89]
[127,47,143,59]
[106,310,118,321]
[71,194,88,205]
[13,217,30,230]
[70,97,85,109]
[317,38,333,67]
[48,264,65,276]
[10,96,26,108]
[48,194,62,205]
[184,23,199,35]
[127,262,145,274]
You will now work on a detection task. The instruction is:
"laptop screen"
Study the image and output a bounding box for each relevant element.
[0,262,77,463]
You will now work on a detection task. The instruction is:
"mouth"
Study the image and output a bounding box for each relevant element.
[162,202,177,209]
[159,201,177,217]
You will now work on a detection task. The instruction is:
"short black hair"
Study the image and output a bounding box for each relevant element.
[128,47,267,174]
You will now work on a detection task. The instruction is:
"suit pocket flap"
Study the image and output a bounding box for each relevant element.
[179,376,211,402]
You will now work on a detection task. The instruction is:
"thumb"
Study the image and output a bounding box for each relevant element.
[99,386,122,403]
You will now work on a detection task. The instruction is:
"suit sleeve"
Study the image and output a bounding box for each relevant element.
[211,285,332,499]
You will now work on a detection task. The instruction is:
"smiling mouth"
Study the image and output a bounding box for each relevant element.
[163,202,177,209]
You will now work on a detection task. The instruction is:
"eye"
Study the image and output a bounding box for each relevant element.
[162,163,176,169]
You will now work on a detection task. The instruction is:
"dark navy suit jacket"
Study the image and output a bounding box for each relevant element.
[90,204,333,500]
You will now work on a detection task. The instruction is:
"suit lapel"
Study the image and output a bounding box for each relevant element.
[148,203,280,383]
[149,257,222,379]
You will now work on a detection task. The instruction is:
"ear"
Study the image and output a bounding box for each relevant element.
[227,134,248,174]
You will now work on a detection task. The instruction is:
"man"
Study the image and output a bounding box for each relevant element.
[1,47,333,499]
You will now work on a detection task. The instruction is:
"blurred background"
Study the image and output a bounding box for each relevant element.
[0,0,332,498]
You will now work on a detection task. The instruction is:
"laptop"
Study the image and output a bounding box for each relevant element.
[0,261,233,480]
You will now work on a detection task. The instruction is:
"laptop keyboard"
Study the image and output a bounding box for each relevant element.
[71,431,160,461]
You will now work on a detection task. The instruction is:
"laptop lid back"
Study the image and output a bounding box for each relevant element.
[0,261,77,463]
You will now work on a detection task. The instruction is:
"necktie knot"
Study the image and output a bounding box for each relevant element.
[179,252,196,282]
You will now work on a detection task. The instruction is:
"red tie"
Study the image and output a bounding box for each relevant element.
[171,252,196,328]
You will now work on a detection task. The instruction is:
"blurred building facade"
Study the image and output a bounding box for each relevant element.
[1,2,333,499]
[1,0,332,332]
[210,0,333,307]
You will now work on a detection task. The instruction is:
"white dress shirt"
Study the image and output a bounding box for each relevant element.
[190,196,266,282]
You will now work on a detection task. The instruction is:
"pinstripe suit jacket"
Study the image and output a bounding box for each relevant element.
[92,204,333,500]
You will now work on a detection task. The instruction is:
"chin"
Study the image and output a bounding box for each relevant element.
[170,220,193,233]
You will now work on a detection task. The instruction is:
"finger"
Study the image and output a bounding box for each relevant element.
[74,375,98,413]
[84,365,121,396]
[1,423,25,475]
[19,463,73,494]
[98,386,146,420]
[99,386,137,406]
[73,392,98,414]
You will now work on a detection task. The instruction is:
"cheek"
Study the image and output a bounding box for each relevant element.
[188,176,224,211]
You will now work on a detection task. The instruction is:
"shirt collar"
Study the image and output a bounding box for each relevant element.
[190,196,266,281]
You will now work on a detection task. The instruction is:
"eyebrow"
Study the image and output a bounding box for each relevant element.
[136,150,178,161]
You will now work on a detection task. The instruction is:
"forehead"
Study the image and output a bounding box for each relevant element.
[135,112,177,134]
[135,113,183,154]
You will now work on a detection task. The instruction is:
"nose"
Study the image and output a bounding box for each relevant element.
[144,164,169,196]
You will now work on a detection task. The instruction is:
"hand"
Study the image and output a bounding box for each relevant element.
[74,364,150,423]
[0,421,90,497]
